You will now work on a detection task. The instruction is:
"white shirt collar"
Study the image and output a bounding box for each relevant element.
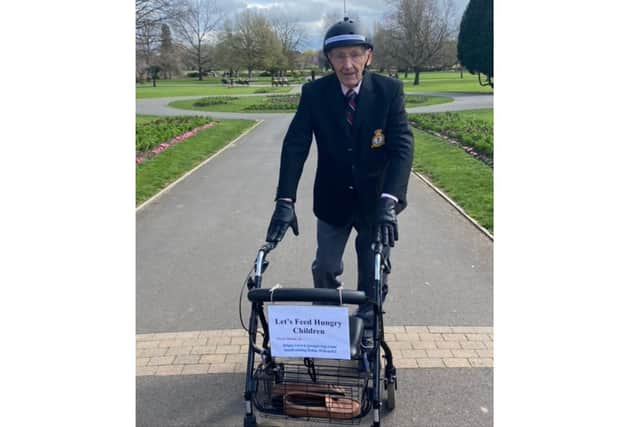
[340,80,362,96]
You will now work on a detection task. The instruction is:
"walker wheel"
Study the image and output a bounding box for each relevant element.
[243,414,257,427]
[385,378,396,410]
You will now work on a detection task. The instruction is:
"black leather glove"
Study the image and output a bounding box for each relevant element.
[266,199,299,243]
[374,197,398,247]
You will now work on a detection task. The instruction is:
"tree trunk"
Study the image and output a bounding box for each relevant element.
[413,68,420,85]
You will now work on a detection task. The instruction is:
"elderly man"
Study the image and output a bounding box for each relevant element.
[265,17,414,325]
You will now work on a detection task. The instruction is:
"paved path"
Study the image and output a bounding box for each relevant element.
[136,88,493,426]
[137,327,492,377]
[136,91,492,120]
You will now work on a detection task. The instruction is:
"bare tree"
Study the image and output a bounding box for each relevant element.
[214,20,243,77]
[434,39,458,70]
[136,0,185,30]
[158,23,180,79]
[387,0,457,85]
[268,12,308,74]
[228,9,284,78]
[170,0,226,80]
[136,19,162,83]
[299,50,319,69]
[136,0,185,82]
[371,22,394,73]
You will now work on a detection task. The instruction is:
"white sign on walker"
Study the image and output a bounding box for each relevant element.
[267,305,351,360]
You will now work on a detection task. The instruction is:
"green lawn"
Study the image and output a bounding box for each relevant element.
[169,93,453,113]
[136,115,160,125]
[411,123,493,232]
[140,78,228,85]
[136,117,256,205]
[138,71,492,98]
[394,71,493,94]
[169,95,299,113]
[404,94,453,108]
[136,84,292,99]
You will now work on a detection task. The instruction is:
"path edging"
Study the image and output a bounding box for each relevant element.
[412,170,493,240]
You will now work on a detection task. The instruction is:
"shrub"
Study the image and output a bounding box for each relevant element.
[244,103,298,111]
[266,95,300,104]
[185,71,209,78]
[192,96,239,107]
[243,95,300,110]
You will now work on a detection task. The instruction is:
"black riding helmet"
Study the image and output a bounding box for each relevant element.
[323,17,373,55]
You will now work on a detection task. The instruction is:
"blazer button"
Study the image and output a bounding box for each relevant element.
[348,186,354,190]
[347,148,353,152]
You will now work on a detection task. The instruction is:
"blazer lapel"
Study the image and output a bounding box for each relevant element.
[326,74,351,137]
[353,72,375,140]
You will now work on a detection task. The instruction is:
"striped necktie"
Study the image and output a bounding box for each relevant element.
[345,89,356,126]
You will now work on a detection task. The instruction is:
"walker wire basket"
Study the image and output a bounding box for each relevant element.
[242,242,396,427]
[252,357,371,424]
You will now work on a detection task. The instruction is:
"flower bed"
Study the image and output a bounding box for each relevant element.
[192,96,239,107]
[244,94,300,111]
[136,117,217,164]
[136,116,213,152]
[410,112,493,160]
[266,95,301,104]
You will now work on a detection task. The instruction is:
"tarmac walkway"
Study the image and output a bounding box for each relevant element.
[136,87,493,426]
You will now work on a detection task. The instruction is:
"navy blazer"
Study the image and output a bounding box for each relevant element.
[275,71,414,227]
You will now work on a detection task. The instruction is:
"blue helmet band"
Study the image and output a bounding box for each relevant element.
[324,34,366,46]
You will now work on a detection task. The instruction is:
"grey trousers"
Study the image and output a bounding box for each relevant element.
[311,218,389,302]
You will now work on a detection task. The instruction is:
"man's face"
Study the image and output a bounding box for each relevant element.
[328,45,373,89]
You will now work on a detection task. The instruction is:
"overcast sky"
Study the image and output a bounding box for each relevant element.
[216,0,470,50]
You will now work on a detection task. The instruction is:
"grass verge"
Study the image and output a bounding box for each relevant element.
[404,94,453,107]
[411,125,493,232]
[169,94,453,113]
[394,71,493,94]
[136,118,256,205]
[136,84,292,99]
